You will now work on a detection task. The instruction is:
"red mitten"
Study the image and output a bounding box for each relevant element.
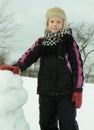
[72,92,82,109]
[0,65,20,74]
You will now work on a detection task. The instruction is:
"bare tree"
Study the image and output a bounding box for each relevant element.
[70,23,94,82]
[71,23,94,64]
[0,0,19,64]
[85,63,94,83]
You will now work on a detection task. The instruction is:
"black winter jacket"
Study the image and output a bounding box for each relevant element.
[15,34,84,96]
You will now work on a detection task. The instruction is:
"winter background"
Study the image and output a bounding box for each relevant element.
[0,70,94,130]
[4,0,94,63]
[0,0,94,130]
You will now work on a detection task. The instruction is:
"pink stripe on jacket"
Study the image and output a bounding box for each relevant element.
[73,41,83,88]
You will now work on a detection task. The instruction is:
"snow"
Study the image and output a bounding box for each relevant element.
[23,77,94,130]
[0,70,94,130]
[0,71,29,130]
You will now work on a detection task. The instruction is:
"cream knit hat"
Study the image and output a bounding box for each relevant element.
[45,7,67,29]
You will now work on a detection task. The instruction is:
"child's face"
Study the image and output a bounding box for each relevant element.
[47,16,64,33]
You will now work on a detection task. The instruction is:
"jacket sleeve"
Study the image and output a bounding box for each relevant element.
[65,34,84,92]
[14,38,43,71]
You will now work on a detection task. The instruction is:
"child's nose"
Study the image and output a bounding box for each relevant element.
[53,22,57,26]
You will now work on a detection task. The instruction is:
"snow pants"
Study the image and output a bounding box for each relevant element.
[39,94,79,130]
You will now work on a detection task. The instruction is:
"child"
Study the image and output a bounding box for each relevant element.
[0,7,84,130]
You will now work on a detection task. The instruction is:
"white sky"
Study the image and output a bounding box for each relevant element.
[8,0,94,47]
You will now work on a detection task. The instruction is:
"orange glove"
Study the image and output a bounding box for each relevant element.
[0,65,20,74]
[72,92,82,109]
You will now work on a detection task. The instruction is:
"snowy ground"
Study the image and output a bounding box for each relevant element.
[22,77,94,130]
[0,70,94,130]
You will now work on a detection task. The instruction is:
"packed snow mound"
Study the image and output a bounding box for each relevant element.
[0,70,30,130]
[0,108,29,130]
[0,70,28,114]
[0,70,23,94]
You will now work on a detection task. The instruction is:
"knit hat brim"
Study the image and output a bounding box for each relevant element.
[46,7,66,20]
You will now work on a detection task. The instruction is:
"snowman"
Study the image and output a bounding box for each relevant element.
[0,70,30,130]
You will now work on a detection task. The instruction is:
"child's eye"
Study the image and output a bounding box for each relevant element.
[50,20,54,23]
[57,21,61,23]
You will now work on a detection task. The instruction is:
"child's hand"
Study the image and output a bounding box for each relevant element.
[72,92,82,108]
[0,65,20,74]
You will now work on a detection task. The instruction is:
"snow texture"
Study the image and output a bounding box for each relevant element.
[0,70,30,130]
[0,70,94,130]
[23,77,94,130]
